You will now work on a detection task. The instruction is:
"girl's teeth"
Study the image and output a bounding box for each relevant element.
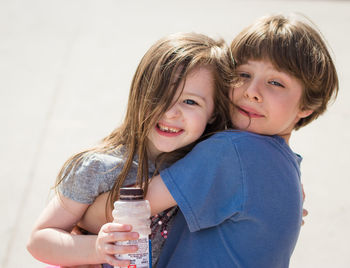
[158,124,180,133]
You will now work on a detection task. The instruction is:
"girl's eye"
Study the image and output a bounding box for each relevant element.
[269,80,285,88]
[183,99,198,105]
[238,72,250,79]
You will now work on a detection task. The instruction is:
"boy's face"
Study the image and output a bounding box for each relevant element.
[230,60,313,141]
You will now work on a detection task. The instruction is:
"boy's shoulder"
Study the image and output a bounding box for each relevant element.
[210,130,283,144]
[193,131,276,156]
[207,130,299,162]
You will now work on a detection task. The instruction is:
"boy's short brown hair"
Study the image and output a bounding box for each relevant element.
[230,14,339,129]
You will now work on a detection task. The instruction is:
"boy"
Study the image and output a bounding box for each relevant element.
[145,14,339,267]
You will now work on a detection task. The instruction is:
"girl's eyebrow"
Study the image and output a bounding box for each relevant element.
[182,92,208,101]
[235,64,249,70]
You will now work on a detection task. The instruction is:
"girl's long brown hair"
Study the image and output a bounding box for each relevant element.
[55,32,235,212]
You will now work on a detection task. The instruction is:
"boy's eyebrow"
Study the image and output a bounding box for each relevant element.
[239,61,294,78]
[271,69,297,84]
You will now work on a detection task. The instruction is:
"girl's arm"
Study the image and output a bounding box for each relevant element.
[27,194,136,266]
[78,192,113,234]
[145,174,177,215]
[80,174,308,234]
[79,175,176,233]
[27,195,100,265]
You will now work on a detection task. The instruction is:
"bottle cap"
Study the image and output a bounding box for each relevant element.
[119,187,144,200]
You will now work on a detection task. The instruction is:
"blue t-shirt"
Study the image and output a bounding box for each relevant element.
[157,131,303,268]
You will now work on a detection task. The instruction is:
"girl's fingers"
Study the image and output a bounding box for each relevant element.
[303,208,308,217]
[101,222,132,233]
[105,254,130,268]
[104,243,138,255]
[301,208,308,226]
[102,245,138,267]
[104,231,139,243]
[99,223,139,242]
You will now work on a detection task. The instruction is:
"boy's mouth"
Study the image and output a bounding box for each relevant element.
[236,105,264,118]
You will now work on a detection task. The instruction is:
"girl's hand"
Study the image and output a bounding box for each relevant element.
[301,184,308,225]
[95,222,139,267]
[302,208,308,225]
[62,265,102,268]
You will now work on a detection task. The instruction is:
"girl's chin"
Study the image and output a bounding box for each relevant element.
[154,146,177,154]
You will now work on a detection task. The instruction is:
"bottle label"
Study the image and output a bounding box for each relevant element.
[116,237,151,268]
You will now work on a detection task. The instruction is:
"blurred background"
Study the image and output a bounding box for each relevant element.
[1,0,349,267]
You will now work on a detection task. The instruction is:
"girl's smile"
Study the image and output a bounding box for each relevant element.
[155,123,184,136]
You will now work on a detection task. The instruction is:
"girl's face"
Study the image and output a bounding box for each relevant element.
[230,60,313,142]
[147,66,215,159]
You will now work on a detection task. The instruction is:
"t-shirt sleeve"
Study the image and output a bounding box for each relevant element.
[59,153,127,204]
[160,133,245,232]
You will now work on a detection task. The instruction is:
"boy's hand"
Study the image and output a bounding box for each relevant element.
[95,222,139,267]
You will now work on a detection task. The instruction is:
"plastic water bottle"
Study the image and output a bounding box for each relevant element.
[113,187,151,268]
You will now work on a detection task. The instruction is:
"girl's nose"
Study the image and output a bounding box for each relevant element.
[164,104,181,119]
[244,82,262,103]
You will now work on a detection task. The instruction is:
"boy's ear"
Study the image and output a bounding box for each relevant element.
[298,109,313,119]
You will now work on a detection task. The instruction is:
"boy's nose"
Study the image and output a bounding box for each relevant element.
[244,82,262,103]
[164,104,181,119]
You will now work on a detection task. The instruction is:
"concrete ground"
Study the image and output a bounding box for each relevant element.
[1,0,349,267]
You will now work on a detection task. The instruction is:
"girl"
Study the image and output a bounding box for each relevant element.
[27,32,235,267]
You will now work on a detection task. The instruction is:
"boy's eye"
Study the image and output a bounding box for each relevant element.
[183,99,198,105]
[269,80,285,88]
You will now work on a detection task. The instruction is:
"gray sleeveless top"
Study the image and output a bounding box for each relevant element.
[59,147,175,267]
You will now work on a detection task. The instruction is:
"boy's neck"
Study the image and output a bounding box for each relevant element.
[279,133,291,145]
[242,129,292,145]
